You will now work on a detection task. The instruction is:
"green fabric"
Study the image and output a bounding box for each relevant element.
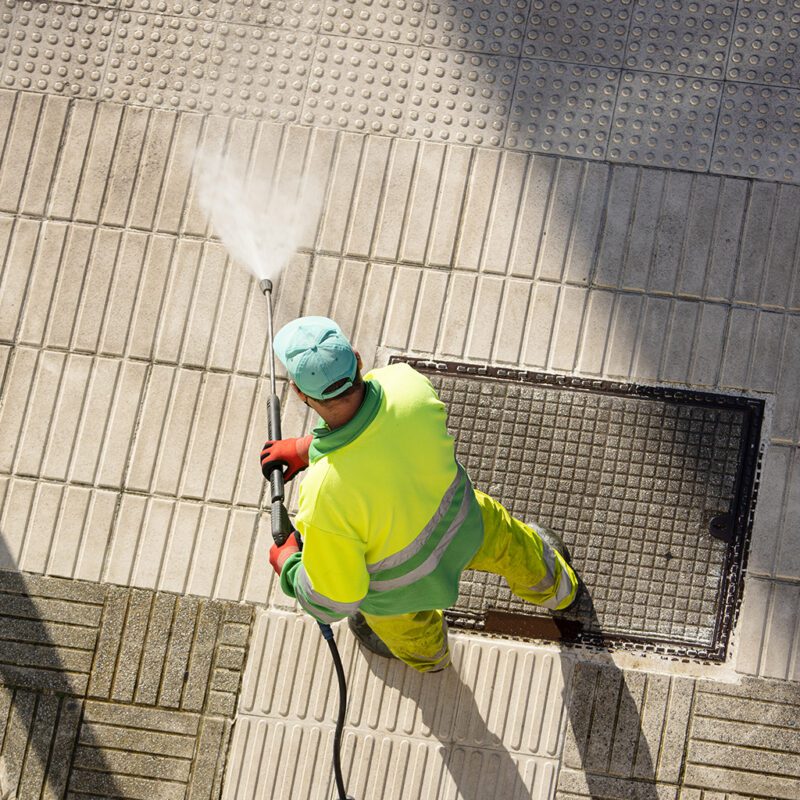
[281,363,485,621]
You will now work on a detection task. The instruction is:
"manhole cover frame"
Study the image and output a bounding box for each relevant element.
[390,356,765,662]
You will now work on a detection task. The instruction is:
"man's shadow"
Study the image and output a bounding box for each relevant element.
[558,588,661,800]
[358,583,661,800]
[0,536,121,799]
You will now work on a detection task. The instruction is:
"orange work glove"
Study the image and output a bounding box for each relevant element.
[269,532,300,575]
[260,434,312,481]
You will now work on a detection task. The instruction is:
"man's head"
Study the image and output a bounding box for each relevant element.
[273,316,363,409]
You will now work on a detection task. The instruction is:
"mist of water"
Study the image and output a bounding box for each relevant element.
[193,149,325,285]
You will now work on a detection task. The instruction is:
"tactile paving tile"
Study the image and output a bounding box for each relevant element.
[398,360,762,660]
[205,25,315,119]
[423,0,529,56]
[625,0,736,79]
[711,81,800,182]
[1,1,115,98]
[121,0,321,29]
[320,0,425,44]
[609,70,721,170]
[728,0,800,87]
[103,12,215,110]
[523,0,632,67]
[506,59,618,157]
[406,47,516,145]
[302,35,415,133]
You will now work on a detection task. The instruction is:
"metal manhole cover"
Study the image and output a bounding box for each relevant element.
[391,358,763,661]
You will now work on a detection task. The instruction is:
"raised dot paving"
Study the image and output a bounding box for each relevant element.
[396,359,763,661]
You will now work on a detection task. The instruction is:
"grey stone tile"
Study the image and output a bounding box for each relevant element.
[407,47,516,147]
[321,0,425,44]
[711,81,800,183]
[122,0,321,28]
[187,716,232,800]
[728,0,800,87]
[625,0,736,79]
[303,36,415,134]
[506,59,618,158]
[424,0,529,56]
[609,71,721,170]
[1,2,115,99]
[523,0,632,67]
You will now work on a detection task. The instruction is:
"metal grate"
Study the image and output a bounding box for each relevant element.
[392,358,763,661]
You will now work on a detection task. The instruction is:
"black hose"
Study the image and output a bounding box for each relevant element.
[318,623,354,800]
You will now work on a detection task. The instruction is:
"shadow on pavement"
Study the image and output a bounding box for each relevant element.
[0,537,120,799]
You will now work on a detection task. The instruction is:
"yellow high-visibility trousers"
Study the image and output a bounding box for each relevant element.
[360,490,579,673]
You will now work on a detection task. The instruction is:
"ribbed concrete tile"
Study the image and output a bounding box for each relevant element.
[454,148,501,270]
[507,60,618,157]
[524,0,632,67]
[321,0,425,44]
[711,82,800,182]
[408,268,448,352]
[239,611,570,758]
[303,36,414,134]
[736,576,800,681]
[205,26,315,120]
[0,218,40,343]
[423,0,529,56]
[610,71,721,170]
[1,2,115,98]
[685,677,800,797]
[557,769,679,799]
[407,48,515,146]
[0,92,42,213]
[728,0,800,87]
[562,661,694,787]
[0,690,82,800]
[0,572,104,695]
[103,13,216,111]
[625,0,735,79]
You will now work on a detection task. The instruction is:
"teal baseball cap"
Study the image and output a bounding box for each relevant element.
[273,316,358,400]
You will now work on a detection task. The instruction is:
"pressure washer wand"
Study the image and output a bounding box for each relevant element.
[259,278,293,546]
[258,277,355,800]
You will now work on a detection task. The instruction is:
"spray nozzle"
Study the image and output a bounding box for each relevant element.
[259,278,273,295]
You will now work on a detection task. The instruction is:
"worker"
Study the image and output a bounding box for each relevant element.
[262,316,580,673]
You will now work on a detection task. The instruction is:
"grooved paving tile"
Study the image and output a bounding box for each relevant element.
[506,59,618,157]
[423,0,529,56]
[728,0,800,87]
[625,0,736,79]
[407,47,516,146]
[523,0,632,67]
[205,25,316,120]
[711,81,800,183]
[609,71,721,170]
[1,1,115,98]
[684,677,800,798]
[320,0,425,44]
[0,689,82,800]
[736,576,800,681]
[302,36,415,134]
[561,661,694,788]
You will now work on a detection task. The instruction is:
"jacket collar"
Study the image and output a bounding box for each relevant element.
[308,379,383,462]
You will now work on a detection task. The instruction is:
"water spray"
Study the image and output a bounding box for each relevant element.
[259,278,355,800]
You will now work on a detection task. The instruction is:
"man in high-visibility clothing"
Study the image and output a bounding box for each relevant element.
[262,316,579,673]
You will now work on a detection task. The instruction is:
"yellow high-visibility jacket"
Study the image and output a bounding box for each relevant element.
[279,363,484,623]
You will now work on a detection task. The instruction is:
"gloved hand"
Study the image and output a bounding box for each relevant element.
[260,434,312,481]
[269,532,300,575]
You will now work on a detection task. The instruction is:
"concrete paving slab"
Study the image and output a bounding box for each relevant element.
[323,0,425,45]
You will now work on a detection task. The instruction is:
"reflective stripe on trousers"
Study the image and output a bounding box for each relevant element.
[356,491,579,673]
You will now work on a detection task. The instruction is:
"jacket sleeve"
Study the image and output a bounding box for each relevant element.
[279,523,369,624]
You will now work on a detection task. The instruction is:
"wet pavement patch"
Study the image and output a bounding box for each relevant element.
[393,358,764,661]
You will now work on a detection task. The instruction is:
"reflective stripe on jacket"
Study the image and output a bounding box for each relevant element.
[279,363,484,622]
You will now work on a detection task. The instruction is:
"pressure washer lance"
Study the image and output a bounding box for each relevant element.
[259,278,356,800]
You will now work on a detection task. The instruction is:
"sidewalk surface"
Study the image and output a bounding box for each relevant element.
[0,0,798,798]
